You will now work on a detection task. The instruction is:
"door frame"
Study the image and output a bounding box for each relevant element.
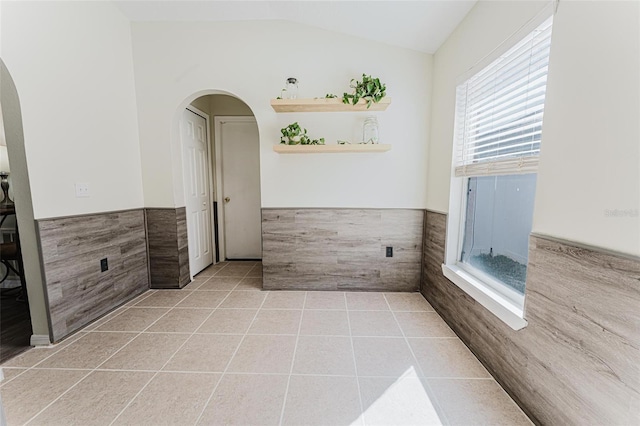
[213,116,259,261]
[183,105,216,275]
[1,60,51,344]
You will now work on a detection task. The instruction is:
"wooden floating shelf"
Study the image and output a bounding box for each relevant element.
[270,97,391,112]
[273,144,392,154]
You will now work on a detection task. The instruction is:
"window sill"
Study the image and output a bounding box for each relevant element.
[441,264,528,331]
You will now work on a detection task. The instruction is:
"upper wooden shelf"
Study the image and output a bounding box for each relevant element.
[270,97,391,112]
[273,144,391,154]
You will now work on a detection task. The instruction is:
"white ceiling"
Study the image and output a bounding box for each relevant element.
[113,0,477,53]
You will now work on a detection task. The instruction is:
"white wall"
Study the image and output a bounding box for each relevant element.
[427,0,640,256]
[131,20,431,209]
[0,1,144,219]
[532,0,639,256]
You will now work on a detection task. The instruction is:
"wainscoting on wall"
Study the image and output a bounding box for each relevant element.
[421,210,640,425]
[262,209,424,291]
[37,209,149,342]
[145,207,190,289]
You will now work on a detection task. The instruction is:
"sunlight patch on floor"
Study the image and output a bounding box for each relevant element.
[352,367,445,425]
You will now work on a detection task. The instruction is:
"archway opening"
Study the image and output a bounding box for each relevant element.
[174,90,262,279]
[0,59,51,355]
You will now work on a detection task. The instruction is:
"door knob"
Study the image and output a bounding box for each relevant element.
[224,197,231,203]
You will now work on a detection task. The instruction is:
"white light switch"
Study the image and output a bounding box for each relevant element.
[75,183,90,198]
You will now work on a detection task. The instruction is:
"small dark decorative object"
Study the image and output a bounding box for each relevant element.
[0,172,13,207]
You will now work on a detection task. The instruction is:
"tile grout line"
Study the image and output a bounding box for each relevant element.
[5,262,254,424]
[7,364,502,383]
[192,263,243,288]
[22,288,199,426]
[85,304,131,330]
[77,331,459,339]
[382,293,453,426]
[18,365,497,381]
[22,370,95,425]
[0,331,94,396]
[345,292,366,426]
[8,287,519,426]
[277,291,308,426]
[493,381,537,425]
[0,289,161,388]
[0,341,84,388]
[209,261,229,277]
[3,330,90,372]
[86,271,250,334]
[107,267,248,426]
[91,306,172,333]
[18,366,494,382]
[123,289,157,307]
[192,267,267,426]
[185,275,215,290]
[0,368,27,388]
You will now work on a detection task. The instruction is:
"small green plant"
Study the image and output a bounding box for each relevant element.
[280,122,325,145]
[342,74,386,108]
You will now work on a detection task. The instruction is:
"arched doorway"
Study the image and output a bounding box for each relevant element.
[0,60,51,353]
[174,91,262,278]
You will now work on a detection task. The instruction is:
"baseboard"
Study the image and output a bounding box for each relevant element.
[30,334,51,346]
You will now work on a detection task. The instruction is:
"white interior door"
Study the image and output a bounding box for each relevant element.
[181,108,213,274]
[219,118,261,259]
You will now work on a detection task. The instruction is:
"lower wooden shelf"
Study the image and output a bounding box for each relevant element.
[273,144,391,154]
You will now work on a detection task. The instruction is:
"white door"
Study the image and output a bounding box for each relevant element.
[218,118,262,259]
[181,108,213,274]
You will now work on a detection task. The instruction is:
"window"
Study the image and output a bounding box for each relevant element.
[444,16,553,330]
[461,174,537,295]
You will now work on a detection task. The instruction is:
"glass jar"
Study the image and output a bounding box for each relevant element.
[362,116,379,144]
[285,77,298,99]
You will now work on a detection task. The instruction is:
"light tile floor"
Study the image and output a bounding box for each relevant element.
[0,261,532,425]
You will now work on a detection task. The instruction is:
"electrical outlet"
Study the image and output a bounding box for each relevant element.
[75,183,90,198]
[100,258,108,272]
[386,246,393,257]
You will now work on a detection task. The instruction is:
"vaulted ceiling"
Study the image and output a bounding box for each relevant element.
[114,0,477,53]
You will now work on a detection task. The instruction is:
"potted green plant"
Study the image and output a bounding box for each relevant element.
[280,122,325,145]
[342,74,387,108]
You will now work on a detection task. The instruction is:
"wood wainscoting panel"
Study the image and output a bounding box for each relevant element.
[145,208,190,289]
[262,209,423,291]
[420,210,640,425]
[176,207,190,287]
[37,209,149,342]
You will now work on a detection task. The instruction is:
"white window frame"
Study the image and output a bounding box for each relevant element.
[443,7,554,331]
[443,177,528,330]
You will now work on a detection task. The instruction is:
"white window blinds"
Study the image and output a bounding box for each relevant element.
[454,16,553,177]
